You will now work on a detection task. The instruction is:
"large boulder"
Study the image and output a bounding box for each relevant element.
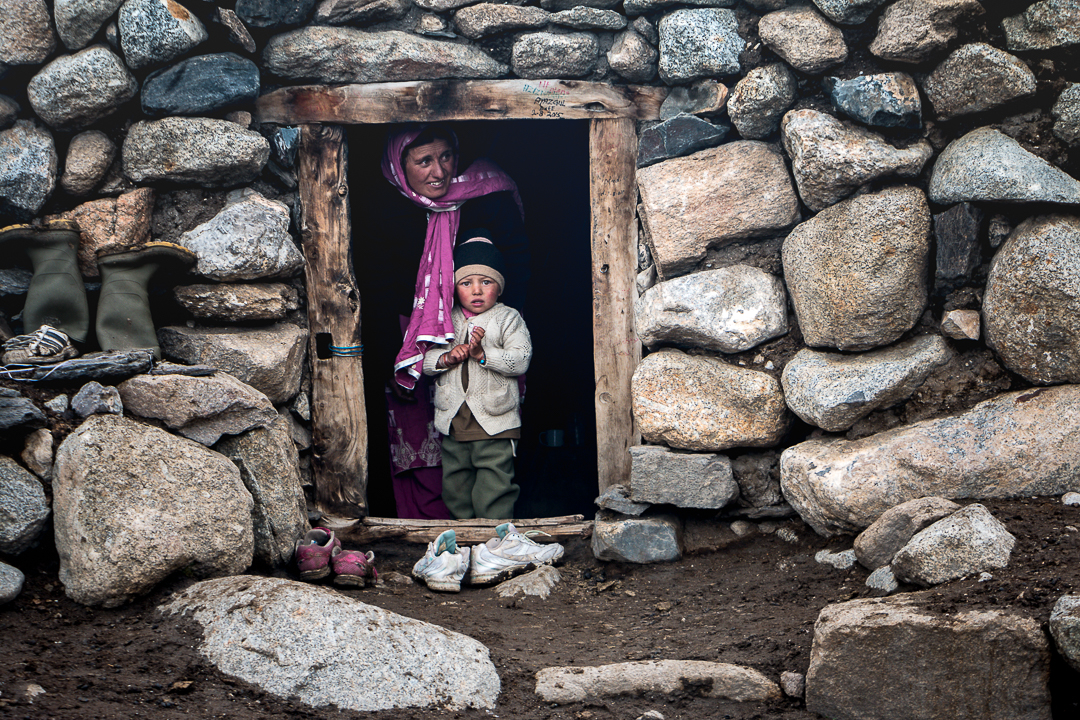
[53,415,254,607]
[161,576,500,711]
[632,348,789,452]
[807,594,1051,720]
[983,214,1080,385]
[782,186,930,351]
[781,384,1080,536]
[634,265,788,353]
[637,141,799,278]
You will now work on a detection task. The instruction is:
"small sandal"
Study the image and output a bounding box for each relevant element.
[2,325,78,365]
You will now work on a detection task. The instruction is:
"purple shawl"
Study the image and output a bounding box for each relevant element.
[382,127,522,389]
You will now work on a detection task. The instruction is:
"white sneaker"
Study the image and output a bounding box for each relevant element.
[412,529,470,592]
[467,523,564,586]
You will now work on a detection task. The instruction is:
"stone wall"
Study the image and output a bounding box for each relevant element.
[3,0,1080,565]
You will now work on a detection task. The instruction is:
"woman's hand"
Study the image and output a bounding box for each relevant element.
[468,326,486,362]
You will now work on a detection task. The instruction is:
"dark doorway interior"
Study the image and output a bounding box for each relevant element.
[348,120,597,519]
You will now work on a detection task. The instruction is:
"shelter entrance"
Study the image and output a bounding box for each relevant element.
[255,80,661,540]
[349,120,596,519]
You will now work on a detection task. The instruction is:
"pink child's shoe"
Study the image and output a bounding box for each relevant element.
[294,527,341,580]
[332,550,378,587]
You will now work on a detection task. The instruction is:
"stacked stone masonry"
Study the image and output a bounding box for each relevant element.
[2,0,1080,599]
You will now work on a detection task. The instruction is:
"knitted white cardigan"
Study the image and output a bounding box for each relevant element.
[422,303,532,437]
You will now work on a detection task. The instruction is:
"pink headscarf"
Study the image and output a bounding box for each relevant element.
[382,126,523,389]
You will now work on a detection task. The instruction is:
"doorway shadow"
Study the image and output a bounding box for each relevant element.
[348,120,598,519]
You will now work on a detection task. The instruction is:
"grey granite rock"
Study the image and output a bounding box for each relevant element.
[0,562,25,604]
[728,63,796,139]
[758,6,846,75]
[781,109,933,211]
[315,0,412,26]
[60,130,116,196]
[552,7,626,30]
[782,186,930,351]
[658,9,742,84]
[54,414,254,607]
[1049,594,1080,674]
[781,335,952,432]
[983,214,1080,385]
[870,0,985,64]
[891,503,1015,587]
[810,0,888,25]
[1052,83,1080,146]
[71,380,124,417]
[923,43,1036,120]
[119,0,209,69]
[0,0,57,65]
[177,190,303,281]
[629,445,738,510]
[28,45,138,131]
[635,265,787,352]
[0,120,56,220]
[122,117,270,187]
[929,127,1080,205]
[807,594,1050,720]
[632,349,789,451]
[161,575,499,710]
[173,283,300,322]
[55,0,125,50]
[1002,0,1080,51]
[511,32,598,79]
[607,29,657,82]
[455,5,550,39]
[853,497,961,570]
[0,456,50,555]
[118,372,278,445]
[591,510,682,563]
[537,660,780,704]
[263,27,507,83]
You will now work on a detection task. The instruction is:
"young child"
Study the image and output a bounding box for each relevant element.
[423,230,532,519]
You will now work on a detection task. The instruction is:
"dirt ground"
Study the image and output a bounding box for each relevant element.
[1,496,1078,720]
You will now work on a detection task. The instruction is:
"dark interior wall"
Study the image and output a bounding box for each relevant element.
[349,120,597,519]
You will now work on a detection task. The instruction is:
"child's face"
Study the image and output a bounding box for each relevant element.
[456,274,500,314]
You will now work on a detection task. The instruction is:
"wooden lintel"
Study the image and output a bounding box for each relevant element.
[590,118,642,492]
[297,124,369,518]
[323,514,592,545]
[256,79,668,125]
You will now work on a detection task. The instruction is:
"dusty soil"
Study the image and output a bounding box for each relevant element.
[1,496,1078,720]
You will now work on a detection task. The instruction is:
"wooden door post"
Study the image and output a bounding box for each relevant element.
[590,118,642,492]
[297,124,369,517]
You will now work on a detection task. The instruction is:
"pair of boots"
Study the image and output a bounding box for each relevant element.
[0,219,194,364]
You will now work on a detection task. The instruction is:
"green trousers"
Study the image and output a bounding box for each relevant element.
[441,437,519,520]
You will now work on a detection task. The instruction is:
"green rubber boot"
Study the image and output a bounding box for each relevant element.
[96,242,195,358]
[0,219,90,343]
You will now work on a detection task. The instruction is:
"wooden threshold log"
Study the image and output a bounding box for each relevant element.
[322,514,592,545]
[297,124,369,518]
[256,79,668,125]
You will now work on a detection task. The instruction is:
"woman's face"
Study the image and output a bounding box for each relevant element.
[404,139,456,200]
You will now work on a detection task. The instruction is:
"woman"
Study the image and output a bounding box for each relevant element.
[362,124,528,519]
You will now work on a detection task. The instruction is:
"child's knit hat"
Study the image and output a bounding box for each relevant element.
[454,228,506,292]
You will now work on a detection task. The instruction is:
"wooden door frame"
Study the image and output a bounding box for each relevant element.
[256,79,660,522]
